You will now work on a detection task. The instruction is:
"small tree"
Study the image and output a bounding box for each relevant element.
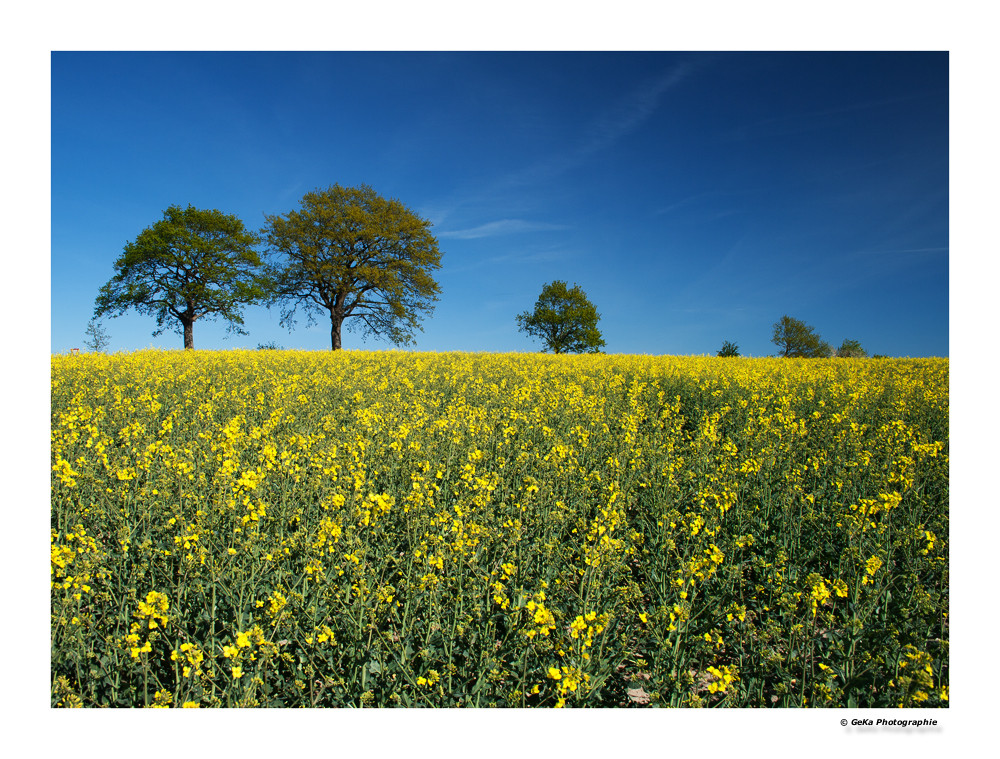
[262,184,442,351]
[82,320,111,352]
[516,280,606,354]
[835,339,868,358]
[771,315,831,358]
[717,340,740,357]
[94,205,267,349]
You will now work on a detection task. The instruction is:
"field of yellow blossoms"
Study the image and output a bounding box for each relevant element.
[51,350,948,708]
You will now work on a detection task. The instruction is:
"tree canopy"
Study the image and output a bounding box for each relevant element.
[771,315,831,358]
[835,339,868,358]
[82,320,111,353]
[516,281,606,354]
[94,205,266,349]
[717,340,740,357]
[262,184,442,350]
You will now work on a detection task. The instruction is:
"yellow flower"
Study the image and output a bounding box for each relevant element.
[232,665,244,679]
[130,640,152,659]
[151,689,173,708]
[416,670,440,687]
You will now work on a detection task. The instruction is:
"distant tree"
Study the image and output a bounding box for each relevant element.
[82,320,111,352]
[256,341,284,350]
[717,340,740,357]
[262,184,442,351]
[835,338,868,358]
[516,280,606,354]
[771,315,831,358]
[94,205,266,349]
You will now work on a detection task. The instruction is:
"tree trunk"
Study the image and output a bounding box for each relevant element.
[183,319,194,350]
[331,315,343,350]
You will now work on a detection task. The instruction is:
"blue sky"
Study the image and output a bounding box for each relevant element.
[51,51,948,356]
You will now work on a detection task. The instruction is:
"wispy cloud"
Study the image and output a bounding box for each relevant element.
[499,62,695,188]
[654,189,758,217]
[443,245,574,275]
[424,61,698,226]
[439,219,569,240]
[485,248,572,266]
[587,65,694,149]
[654,192,716,216]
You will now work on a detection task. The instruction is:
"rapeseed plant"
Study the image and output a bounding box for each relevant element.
[51,350,948,707]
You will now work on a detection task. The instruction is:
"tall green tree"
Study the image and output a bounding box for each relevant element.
[717,340,740,357]
[82,320,111,352]
[835,338,868,358]
[771,315,831,358]
[262,184,443,350]
[94,205,266,349]
[516,280,606,354]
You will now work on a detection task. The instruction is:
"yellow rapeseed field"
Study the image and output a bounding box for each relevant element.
[51,350,948,707]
